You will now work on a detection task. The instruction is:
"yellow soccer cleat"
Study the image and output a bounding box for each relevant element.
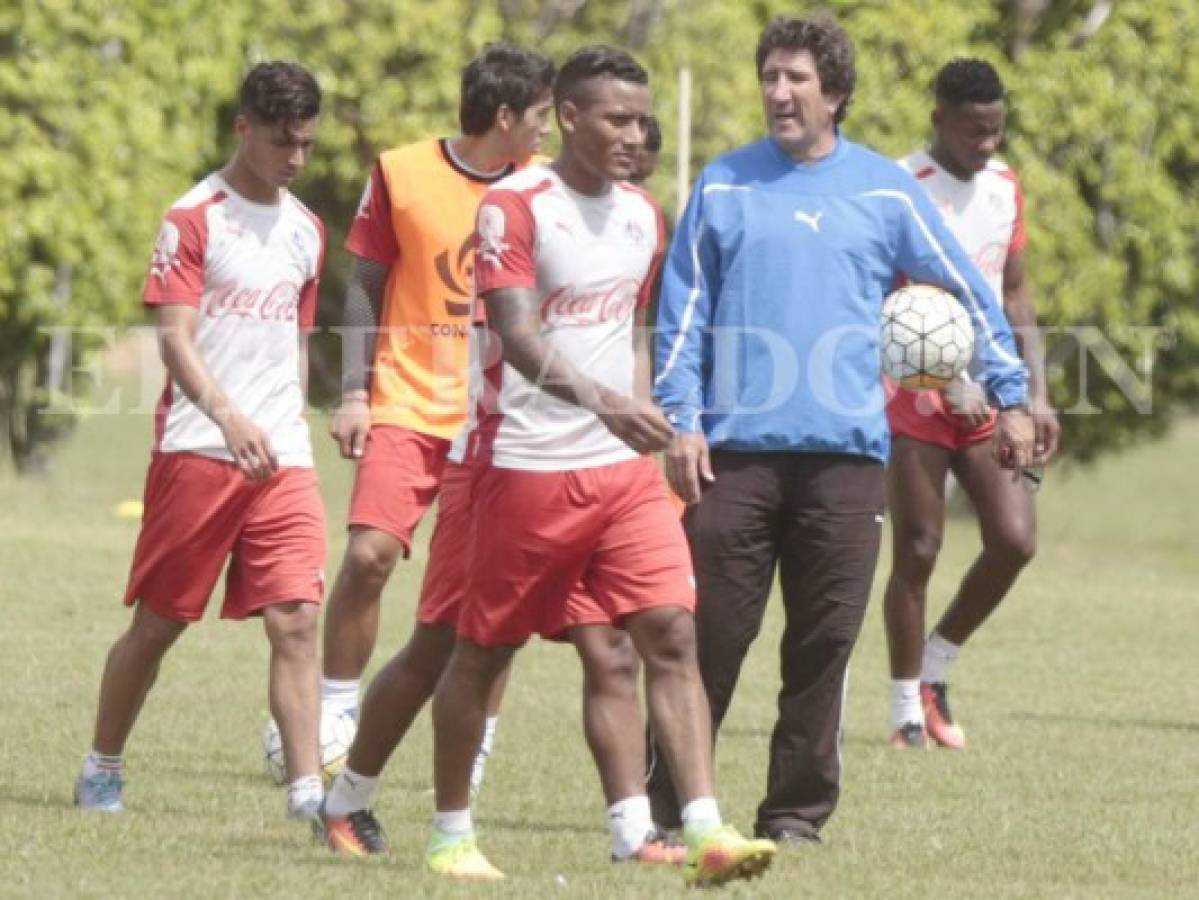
[425,833,505,881]
[683,824,776,888]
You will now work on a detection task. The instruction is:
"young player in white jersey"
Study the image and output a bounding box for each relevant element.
[74,62,329,819]
[423,46,776,887]
[884,58,1060,749]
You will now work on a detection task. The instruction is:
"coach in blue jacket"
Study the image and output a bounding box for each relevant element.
[648,15,1035,843]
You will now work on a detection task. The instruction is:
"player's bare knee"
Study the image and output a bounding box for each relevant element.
[580,631,639,691]
[264,601,319,654]
[632,607,697,673]
[342,531,404,589]
[126,603,187,654]
[451,640,514,684]
[405,624,456,670]
[897,526,942,580]
[987,524,1036,569]
[607,631,640,680]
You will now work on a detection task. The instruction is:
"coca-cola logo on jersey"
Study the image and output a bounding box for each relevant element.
[206,282,301,321]
[540,277,640,326]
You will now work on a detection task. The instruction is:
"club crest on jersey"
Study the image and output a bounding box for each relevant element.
[287,229,314,272]
[477,203,510,270]
[624,217,646,246]
[150,220,182,284]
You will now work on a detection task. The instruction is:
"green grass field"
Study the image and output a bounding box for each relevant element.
[2,387,1197,898]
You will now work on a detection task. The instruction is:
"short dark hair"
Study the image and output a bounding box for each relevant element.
[934,58,1006,106]
[643,115,662,153]
[459,42,556,136]
[239,62,321,125]
[755,15,856,124]
[553,45,649,109]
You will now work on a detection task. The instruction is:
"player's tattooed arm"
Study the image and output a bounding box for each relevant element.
[484,287,674,455]
[330,255,387,458]
[155,304,277,481]
[1002,250,1059,462]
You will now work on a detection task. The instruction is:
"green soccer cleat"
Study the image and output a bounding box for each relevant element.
[683,824,776,888]
[425,833,505,881]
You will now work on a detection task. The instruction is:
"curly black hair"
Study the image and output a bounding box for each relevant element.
[933,58,1006,106]
[239,62,321,125]
[755,15,856,124]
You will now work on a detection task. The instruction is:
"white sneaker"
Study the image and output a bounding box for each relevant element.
[74,771,125,813]
[288,794,323,821]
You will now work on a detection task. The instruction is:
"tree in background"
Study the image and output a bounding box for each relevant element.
[0,0,249,471]
[2,0,1195,472]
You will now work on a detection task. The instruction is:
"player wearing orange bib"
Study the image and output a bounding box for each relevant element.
[317,47,691,868]
[315,43,555,751]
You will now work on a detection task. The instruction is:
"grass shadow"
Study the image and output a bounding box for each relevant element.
[0,788,76,811]
[1005,710,1199,734]
[474,815,603,837]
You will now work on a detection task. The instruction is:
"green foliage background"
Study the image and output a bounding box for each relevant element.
[3,0,1196,470]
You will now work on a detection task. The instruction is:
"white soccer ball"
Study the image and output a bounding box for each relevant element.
[880,284,974,389]
[262,710,357,785]
[319,710,356,778]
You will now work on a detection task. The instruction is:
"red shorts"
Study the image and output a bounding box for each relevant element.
[416,459,473,628]
[124,452,326,622]
[885,381,996,451]
[457,456,696,648]
[418,461,672,637]
[347,425,450,554]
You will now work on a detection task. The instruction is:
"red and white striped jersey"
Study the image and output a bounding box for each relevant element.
[142,173,325,467]
[899,149,1027,302]
[460,165,665,471]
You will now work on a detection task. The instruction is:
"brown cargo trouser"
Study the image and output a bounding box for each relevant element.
[647,451,884,837]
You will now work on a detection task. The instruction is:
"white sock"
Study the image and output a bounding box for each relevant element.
[325,767,380,817]
[608,795,654,859]
[321,677,360,718]
[82,750,123,779]
[470,716,499,792]
[287,774,323,809]
[920,632,961,684]
[433,808,473,838]
[478,716,499,756]
[681,797,722,841]
[890,678,924,730]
